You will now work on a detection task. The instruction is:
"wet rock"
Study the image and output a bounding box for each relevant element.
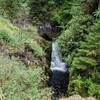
[85,97,96,100]
[38,21,52,41]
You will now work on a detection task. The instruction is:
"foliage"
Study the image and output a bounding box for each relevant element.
[0,17,45,57]
[20,26,45,57]
[0,16,52,99]
[25,39,44,57]
[0,54,52,100]
[51,0,73,26]
[57,15,94,64]
[0,0,26,18]
[94,8,100,18]
[57,13,100,99]
[0,17,20,46]
[56,0,100,98]
[68,77,100,98]
[29,0,73,26]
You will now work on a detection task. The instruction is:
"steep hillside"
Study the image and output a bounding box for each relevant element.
[0,17,52,100]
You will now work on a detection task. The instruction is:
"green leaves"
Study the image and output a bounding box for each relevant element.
[25,39,44,57]
[0,54,52,100]
[48,0,55,5]
[57,6,100,98]
[0,17,20,47]
[94,8,100,18]
[72,57,97,70]
[0,0,24,17]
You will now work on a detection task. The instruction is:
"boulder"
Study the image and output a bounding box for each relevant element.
[38,21,52,41]
[60,95,96,100]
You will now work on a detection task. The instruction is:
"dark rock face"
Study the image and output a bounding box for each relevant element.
[37,20,63,41]
[49,70,69,97]
[38,21,52,41]
[51,21,62,37]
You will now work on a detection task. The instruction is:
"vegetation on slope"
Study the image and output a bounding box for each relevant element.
[56,0,100,99]
[0,53,52,100]
[0,17,52,99]
[0,0,100,99]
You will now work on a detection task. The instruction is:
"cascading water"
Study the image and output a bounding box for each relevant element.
[37,20,69,98]
[50,42,67,72]
[49,42,69,98]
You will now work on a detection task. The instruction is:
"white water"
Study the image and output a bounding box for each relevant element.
[50,42,67,72]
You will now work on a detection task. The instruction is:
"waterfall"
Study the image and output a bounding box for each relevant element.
[49,42,69,98]
[50,42,67,72]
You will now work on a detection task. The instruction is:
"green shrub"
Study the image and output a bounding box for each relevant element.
[68,77,100,99]
[51,0,73,26]
[57,15,93,64]
[56,2,100,96]
[94,8,100,18]
[19,25,45,57]
[0,17,20,46]
[25,39,44,57]
[0,17,45,57]
[0,0,27,18]
[57,17,100,99]
[0,54,52,100]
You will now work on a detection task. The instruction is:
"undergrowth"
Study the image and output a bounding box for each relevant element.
[0,54,52,100]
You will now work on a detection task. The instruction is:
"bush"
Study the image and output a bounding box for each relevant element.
[19,25,45,57]
[57,15,93,65]
[68,77,100,98]
[0,0,27,18]
[94,8,100,18]
[57,17,100,99]
[0,17,52,99]
[0,17,45,57]
[25,39,44,57]
[0,54,52,100]
[0,17,20,46]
